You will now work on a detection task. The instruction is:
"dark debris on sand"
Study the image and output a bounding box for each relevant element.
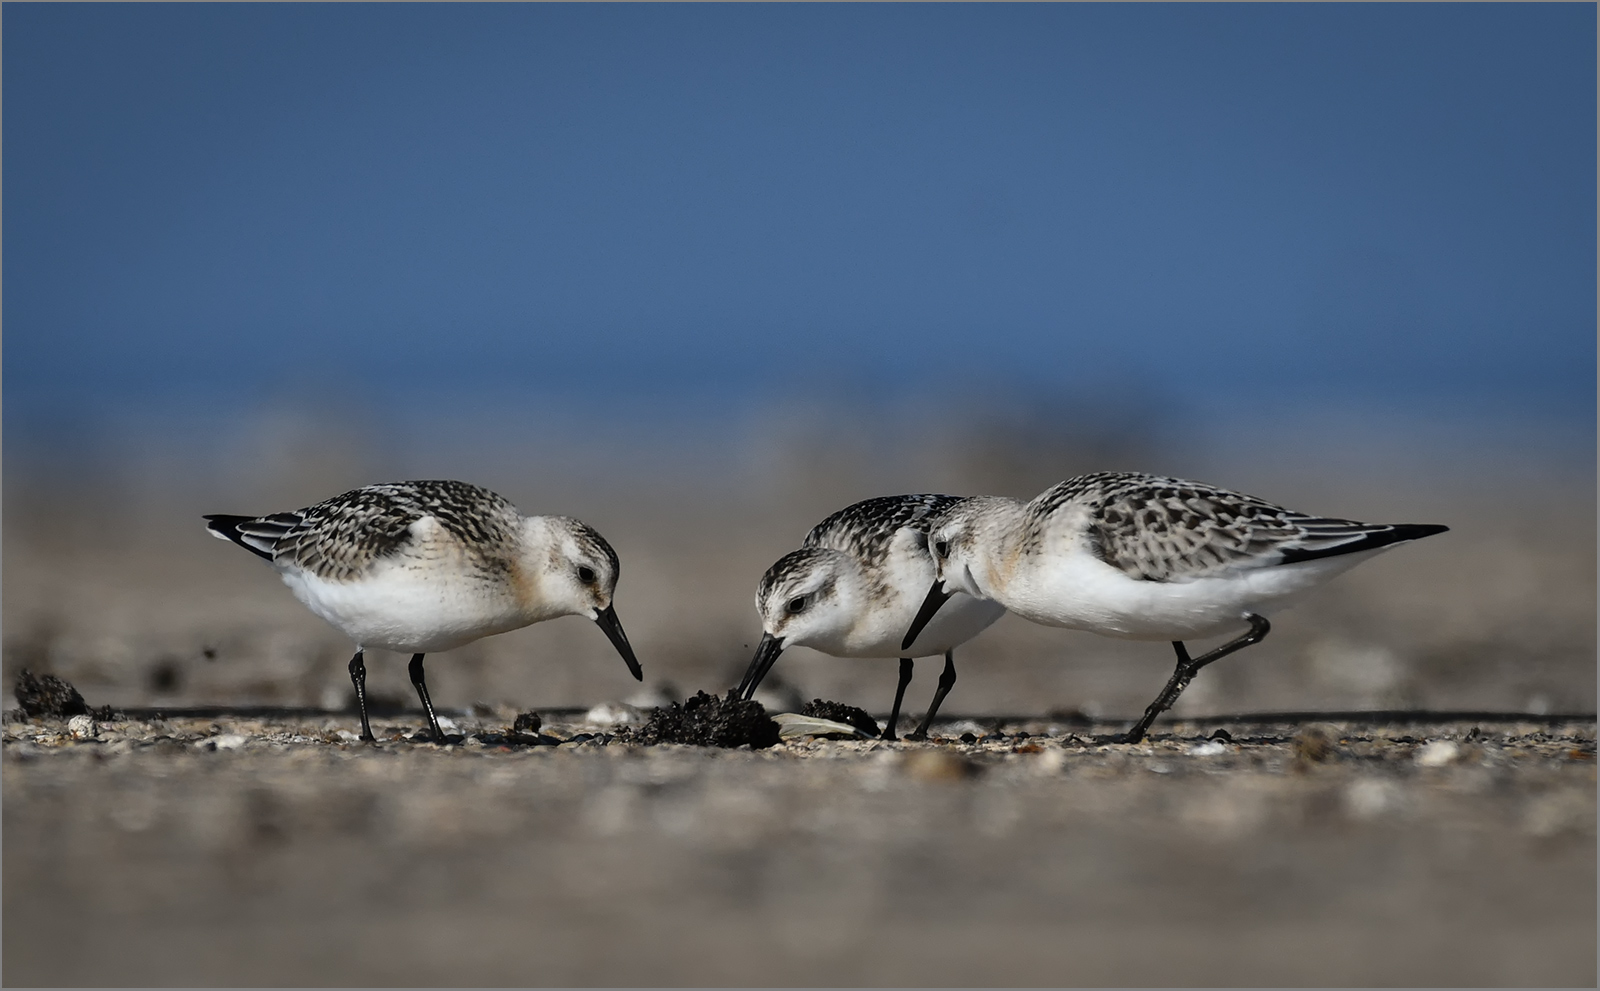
[13,669,114,721]
[800,699,880,737]
[618,690,780,748]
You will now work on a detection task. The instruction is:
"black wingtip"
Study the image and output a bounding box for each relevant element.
[203,514,275,561]
[1279,521,1449,566]
[1393,523,1449,540]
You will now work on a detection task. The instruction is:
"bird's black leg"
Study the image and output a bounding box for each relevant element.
[408,653,446,742]
[907,651,958,741]
[882,658,914,741]
[347,650,375,742]
[1124,614,1271,744]
[1123,642,1193,746]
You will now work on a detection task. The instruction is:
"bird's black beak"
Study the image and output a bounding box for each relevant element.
[594,605,643,681]
[902,582,953,650]
[735,632,786,701]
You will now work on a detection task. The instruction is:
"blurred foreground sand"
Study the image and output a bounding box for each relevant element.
[4,711,1594,986]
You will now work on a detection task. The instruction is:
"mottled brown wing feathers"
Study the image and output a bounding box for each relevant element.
[219,480,523,581]
[803,494,962,563]
[1031,472,1441,582]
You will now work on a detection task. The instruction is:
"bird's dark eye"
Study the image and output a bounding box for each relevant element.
[577,566,597,584]
[787,596,808,614]
[934,540,949,558]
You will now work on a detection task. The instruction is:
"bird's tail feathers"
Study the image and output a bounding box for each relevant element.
[204,513,300,562]
[1279,521,1448,565]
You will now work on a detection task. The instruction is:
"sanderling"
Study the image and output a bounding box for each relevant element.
[902,471,1447,743]
[205,480,642,742]
[737,494,1006,740]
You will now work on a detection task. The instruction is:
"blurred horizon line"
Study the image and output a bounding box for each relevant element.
[5,379,1593,491]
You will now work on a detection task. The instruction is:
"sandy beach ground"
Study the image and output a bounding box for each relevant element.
[4,408,1594,985]
[4,710,1594,986]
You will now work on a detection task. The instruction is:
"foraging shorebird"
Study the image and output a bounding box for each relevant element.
[738,495,1006,740]
[902,472,1447,743]
[205,480,642,742]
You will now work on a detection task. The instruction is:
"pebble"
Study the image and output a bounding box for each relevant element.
[1345,778,1400,819]
[192,733,247,752]
[67,715,97,739]
[584,701,642,727]
[1416,740,1460,767]
[1032,748,1067,775]
[1293,725,1336,764]
[904,750,976,782]
[944,719,988,738]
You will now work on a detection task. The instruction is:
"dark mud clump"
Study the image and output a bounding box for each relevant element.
[621,690,779,748]
[502,711,559,746]
[13,669,102,719]
[800,699,880,738]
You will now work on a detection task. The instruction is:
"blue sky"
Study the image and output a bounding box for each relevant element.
[4,4,1595,435]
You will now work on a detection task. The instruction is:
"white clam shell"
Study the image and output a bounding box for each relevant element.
[772,712,872,740]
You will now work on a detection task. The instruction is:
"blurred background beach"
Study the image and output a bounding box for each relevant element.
[5,3,1592,721]
[3,4,1594,985]
[4,396,1595,722]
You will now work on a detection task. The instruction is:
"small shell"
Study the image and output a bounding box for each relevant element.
[584,701,642,727]
[772,712,871,740]
[1415,740,1459,767]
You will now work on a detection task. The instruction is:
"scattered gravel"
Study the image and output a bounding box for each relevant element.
[3,692,1593,986]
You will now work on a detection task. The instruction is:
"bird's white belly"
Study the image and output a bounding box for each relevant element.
[1005,548,1386,641]
[281,563,531,653]
[823,591,1006,659]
